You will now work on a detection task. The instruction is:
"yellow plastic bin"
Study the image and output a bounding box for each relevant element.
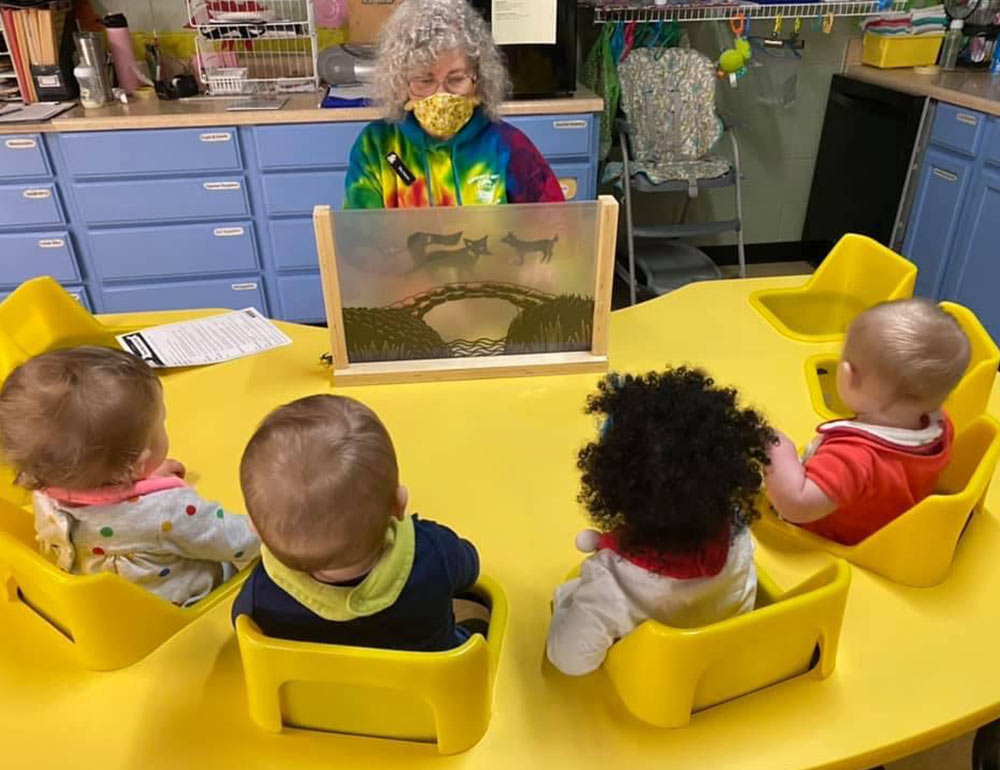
[755,414,1000,587]
[235,575,508,754]
[601,561,851,728]
[749,234,916,343]
[804,301,999,433]
[862,33,945,69]
[0,277,255,669]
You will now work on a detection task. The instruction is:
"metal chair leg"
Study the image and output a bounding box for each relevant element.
[728,129,747,279]
[620,128,638,306]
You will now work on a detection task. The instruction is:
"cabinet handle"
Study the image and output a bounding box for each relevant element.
[558,177,578,200]
[932,168,958,183]
[37,238,65,249]
[213,227,245,237]
[68,293,82,303]
[955,112,978,126]
[199,132,232,143]
[5,138,37,150]
[22,188,51,199]
[553,119,587,130]
[231,282,258,291]
[203,181,241,191]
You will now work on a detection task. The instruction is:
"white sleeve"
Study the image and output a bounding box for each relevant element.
[159,489,260,565]
[546,555,640,677]
[32,492,75,571]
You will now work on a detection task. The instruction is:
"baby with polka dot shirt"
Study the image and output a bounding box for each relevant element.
[0,347,259,606]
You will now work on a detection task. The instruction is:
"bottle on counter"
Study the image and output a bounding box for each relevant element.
[940,19,964,71]
[103,13,140,93]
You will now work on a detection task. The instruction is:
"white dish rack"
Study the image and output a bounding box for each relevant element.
[186,0,318,95]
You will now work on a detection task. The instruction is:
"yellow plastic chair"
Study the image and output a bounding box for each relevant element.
[749,234,916,342]
[600,560,850,728]
[804,301,999,433]
[755,414,1000,587]
[0,278,254,670]
[235,575,508,754]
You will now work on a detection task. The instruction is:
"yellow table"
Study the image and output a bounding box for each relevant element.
[2,276,999,770]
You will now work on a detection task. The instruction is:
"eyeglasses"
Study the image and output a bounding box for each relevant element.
[408,72,478,98]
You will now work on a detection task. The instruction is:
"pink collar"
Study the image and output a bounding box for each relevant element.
[44,475,188,506]
[598,525,731,580]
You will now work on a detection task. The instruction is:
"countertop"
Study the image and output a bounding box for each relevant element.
[0,87,603,135]
[845,65,1000,118]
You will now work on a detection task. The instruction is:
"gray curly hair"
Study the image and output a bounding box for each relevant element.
[374,0,511,122]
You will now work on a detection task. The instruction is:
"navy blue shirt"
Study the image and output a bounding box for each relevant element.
[232,517,479,652]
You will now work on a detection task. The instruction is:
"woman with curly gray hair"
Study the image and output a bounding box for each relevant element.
[344,0,564,209]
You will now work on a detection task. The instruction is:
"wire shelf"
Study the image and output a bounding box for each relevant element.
[187,0,319,95]
[593,1,908,23]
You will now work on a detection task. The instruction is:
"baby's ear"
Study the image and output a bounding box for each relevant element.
[131,448,152,477]
[393,485,409,521]
[575,529,601,553]
[840,359,859,386]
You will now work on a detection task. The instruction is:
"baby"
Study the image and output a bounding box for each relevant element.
[0,346,259,605]
[232,394,486,650]
[766,298,971,545]
[547,368,775,676]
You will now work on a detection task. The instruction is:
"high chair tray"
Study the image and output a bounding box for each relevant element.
[2,274,1000,770]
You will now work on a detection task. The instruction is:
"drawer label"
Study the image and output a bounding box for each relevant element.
[5,138,37,150]
[559,177,578,200]
[203,181,241,191]
[231,282,258,291]
[37,238,65,249]
[213,227,245,237]
[200,132,233,143]
[553,120,587,130]
[22,188,51,200]
[956,113,978,126]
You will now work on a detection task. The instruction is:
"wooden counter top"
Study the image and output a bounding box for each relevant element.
[845,65,1000,118]
[0,87,603,135]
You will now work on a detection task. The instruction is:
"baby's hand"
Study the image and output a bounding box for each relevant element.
[154,459,187,479]
[575,529,601,553]
[767,430,801,469]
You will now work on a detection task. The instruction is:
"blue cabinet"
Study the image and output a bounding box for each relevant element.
[903,148,973,297]
[0,109,599,321]
[902,104,1000,339]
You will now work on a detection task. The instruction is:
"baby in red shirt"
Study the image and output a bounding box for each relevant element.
[765,298,971,545]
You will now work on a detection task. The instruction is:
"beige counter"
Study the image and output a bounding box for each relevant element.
[0,87,603,135]
[845,64,1000,118]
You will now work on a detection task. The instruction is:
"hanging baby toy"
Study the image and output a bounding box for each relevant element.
[717,12,751,87]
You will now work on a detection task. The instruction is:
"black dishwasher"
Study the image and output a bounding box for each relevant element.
[802,74,927,255]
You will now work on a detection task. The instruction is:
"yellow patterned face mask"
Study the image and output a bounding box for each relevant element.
[406,92,480,139]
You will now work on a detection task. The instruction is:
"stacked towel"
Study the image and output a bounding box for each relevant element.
[862,5,947,36]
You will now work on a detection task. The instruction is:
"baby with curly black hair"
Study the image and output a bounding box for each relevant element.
[546,367,775,676]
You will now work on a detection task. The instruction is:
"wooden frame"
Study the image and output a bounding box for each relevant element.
[314,195,619,386]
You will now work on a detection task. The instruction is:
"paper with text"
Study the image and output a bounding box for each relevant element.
[117,308,292,368]
[492,0,557,45]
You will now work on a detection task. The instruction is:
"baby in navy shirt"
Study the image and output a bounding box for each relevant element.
[233,394,485,650]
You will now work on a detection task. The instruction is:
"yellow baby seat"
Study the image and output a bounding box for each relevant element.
[0,278,253,670]
[601,560,850,728]
[766,301,1000,587]
[235,575,508,755]
[749,234,916,342]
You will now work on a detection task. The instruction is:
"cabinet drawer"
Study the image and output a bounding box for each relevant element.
[277,273,324,322]
[60,128,242,177]
[74,177,250,225]
[101,277,265,314]
[261,171,346,216]
[0,135,50,179]
[508,114,594,159]
[986,118,1000,168]
[930,103,986,157]
[0,183,64,227]
[89,222,258,281]
[0,231,79,287]
[254,123,366,170]
[549,162,594,201]
[1,284,90,310]
[269,218,320,270]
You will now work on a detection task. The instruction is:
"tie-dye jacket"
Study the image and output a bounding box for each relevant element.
[344,108,566,208]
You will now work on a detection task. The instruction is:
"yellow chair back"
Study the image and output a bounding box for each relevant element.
[750,234,916,342]
[235,575,508,754]
[602,560,851,727]
[755,415,1000,587]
